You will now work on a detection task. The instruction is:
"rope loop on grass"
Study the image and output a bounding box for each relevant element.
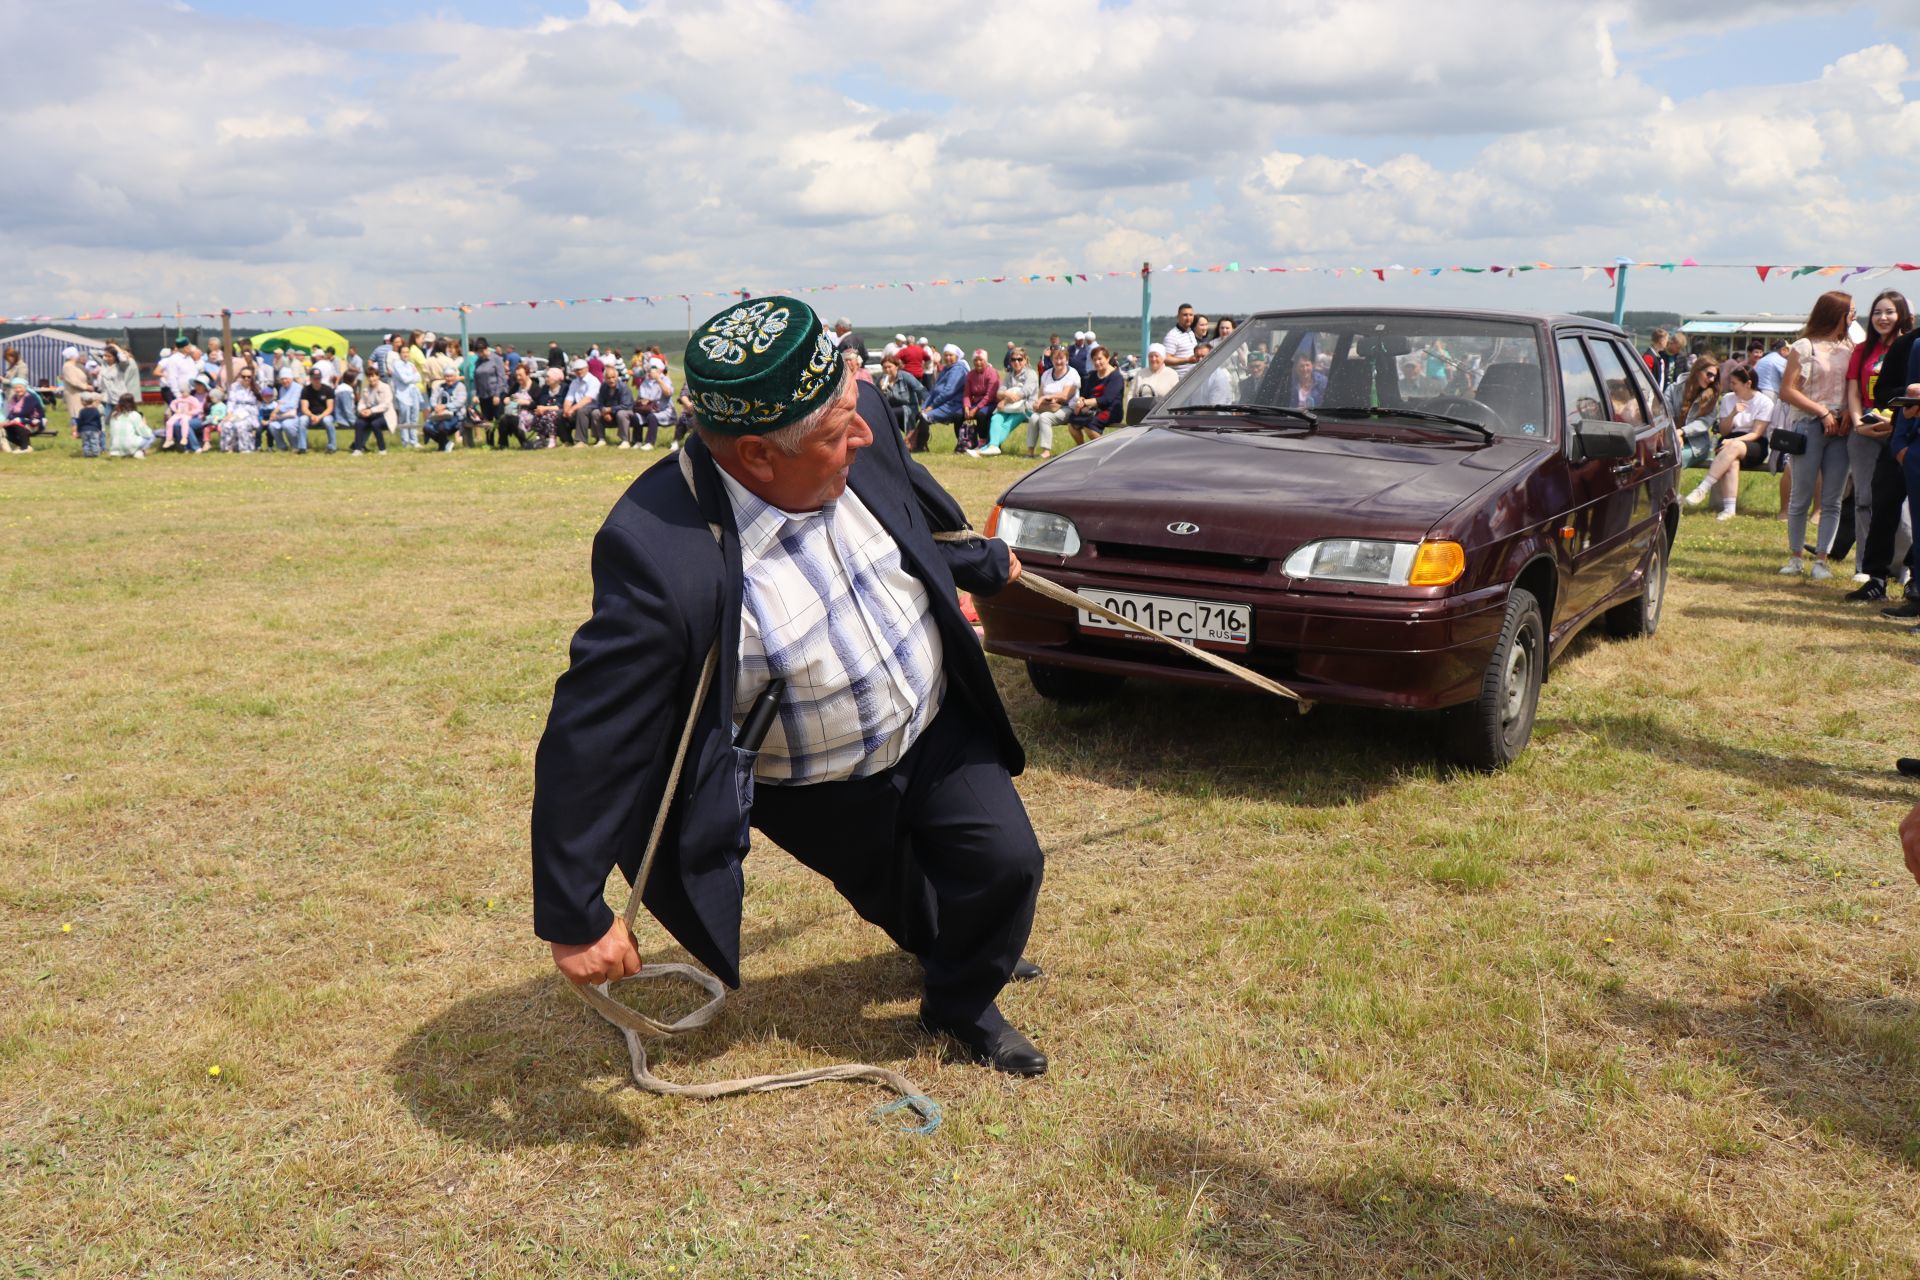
[870,1095,943,1135]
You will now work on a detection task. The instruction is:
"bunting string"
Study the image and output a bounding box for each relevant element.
[8,259,1917,327]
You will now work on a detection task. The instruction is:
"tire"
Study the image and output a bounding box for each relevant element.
[1445,587,1544,770]
[1026,661,1126,704]
[1604,535,1667,639]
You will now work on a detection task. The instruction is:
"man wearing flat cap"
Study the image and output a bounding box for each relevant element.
[532,296,1048,1075]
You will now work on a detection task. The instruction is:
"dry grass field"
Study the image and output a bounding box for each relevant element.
[4,419,1920,1278]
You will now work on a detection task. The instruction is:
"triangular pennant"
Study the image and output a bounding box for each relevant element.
[1604,267,1617,285]
[1756,266,1772,282]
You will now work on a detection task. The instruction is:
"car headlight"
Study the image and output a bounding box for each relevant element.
[1282,539,1464,587]
[992,506,1083,558]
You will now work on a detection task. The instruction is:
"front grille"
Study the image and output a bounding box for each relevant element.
[1093,541,1270,573]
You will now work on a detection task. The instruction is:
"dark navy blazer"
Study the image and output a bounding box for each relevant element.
[530,382,1020,986]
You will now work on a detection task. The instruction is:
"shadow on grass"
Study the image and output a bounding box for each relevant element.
[1109,1127,1725,1276]
[1606,985,1920,1169]
[1007,681,1445,805]
[1533,711,1907,806]
[389,929,928,1151]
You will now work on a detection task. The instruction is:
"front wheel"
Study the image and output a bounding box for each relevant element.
[1604,535,1667,639]
[1445,587,1544,770]
[1026,662,1126,704]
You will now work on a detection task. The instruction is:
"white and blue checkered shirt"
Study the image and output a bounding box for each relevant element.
[718,470,946,785]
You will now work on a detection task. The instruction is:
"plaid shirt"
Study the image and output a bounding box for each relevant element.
[718,470,945,785]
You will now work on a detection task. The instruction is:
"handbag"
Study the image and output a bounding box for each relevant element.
[1767,425,1808,456]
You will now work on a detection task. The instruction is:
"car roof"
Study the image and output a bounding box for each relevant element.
[1240,305,1628,337]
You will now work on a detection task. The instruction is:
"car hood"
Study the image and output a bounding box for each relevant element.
[1000,422,1541,553]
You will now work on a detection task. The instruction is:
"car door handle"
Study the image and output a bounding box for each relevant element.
[1610,462,1635,476]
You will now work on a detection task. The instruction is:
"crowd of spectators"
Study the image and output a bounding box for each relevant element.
[1666,291,1919,618]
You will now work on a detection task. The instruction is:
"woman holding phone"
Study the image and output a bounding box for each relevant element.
[1841,291,1912,595]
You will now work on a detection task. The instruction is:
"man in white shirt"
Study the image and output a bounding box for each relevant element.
[562,358,601,447]
[1163,303,1199,369]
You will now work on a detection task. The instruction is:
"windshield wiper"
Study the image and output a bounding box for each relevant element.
[1173,402,1318,427]
[1317,405,1495,443]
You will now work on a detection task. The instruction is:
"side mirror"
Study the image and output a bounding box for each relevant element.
[1124,394,1156,425]
[1570,415,1634,462]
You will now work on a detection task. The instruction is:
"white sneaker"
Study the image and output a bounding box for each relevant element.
[1779,559,1804,576]
[640,442,654,451]
[133,450,145,458]
[1852,572,1872,584]
[592,439,606,448]
[1715,508,1736,521]
[963,448,982,458]
[1811,560,1832,581]
[618,441,631,449]
[1684,485,1708,507]
[978,445,1001,457]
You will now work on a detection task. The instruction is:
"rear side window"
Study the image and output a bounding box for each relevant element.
[1586,340,1648,424]
[1615,340,1670,424]
[1557,337,1603,422]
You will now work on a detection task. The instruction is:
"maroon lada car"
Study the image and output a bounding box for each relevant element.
[977,308,1680,767]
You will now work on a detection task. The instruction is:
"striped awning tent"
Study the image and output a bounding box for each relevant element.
[5,327,110,388]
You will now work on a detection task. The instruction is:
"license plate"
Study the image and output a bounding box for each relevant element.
[1076,590,1251,649]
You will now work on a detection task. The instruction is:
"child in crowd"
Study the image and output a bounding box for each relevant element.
[203,400,228,451]
[164,391,200,451]
[106,394,156,458]
[75,392,105,458]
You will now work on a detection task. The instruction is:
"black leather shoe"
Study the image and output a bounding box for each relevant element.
[1883,597,1920,619]
[1897,758,1920,778]
[919,1009,1048,1076]
[1011,958,1045,982]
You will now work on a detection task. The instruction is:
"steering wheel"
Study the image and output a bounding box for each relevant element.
[1425,396,1506,432]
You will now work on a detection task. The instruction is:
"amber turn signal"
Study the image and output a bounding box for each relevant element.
[1407,540,1466,587]
[984,504,1003,538]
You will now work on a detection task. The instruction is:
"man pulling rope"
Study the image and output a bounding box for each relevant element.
[532,295,1050,1084]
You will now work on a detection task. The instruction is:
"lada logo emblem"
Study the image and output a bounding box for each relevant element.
[1167,522,1200,536]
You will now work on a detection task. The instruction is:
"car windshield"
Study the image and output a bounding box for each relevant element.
[1153,312,1551,440]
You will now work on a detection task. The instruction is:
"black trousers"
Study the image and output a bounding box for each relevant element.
[748,700,1042,1030]
[1861,441,1913,583]
[350,417,385,452]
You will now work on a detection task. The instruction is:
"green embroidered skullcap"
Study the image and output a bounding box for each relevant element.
[683,295,847,434]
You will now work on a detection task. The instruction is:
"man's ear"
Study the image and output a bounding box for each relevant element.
[733,436,777,484]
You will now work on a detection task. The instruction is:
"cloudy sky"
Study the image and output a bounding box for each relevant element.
[11,0,1920,330]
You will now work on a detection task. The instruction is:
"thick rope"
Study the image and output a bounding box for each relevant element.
[568,446,940,1134]
[933,530,1310,708]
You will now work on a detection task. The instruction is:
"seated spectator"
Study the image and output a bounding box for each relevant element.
[106,393,155,458]
[959,348,1000,457]
[2,378,44,453]
[266,370,307,453]
[302,369,337,453]
[353,367,392,455]
[917,344,967,453]
[1133,344,1179,403]
[877,356,924,434]
[632,357,673,450]
[561,359,600,447]
[492,364,535,449]
[332,370,359,454]
[163,389,202,452]
[73,391,104,458]
[423,371,469,451]
[596,366,636,448]
[1027,347,1080,460]
[1068,346,1123,444]
[983,347,1036,456]
[533,367,567,447]
[202,399,227,451]
[1685,365,1775,520]
[222,370,262,452]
